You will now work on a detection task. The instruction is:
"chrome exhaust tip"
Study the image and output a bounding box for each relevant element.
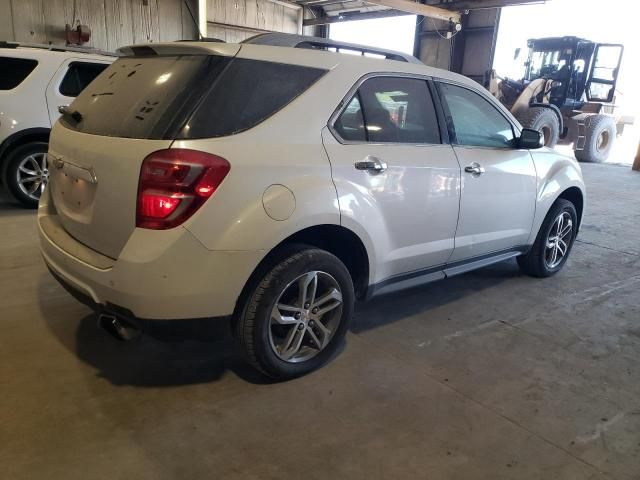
[97,313,141,341]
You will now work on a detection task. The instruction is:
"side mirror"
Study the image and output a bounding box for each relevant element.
[514,48,521,60]
[518,128,544,149]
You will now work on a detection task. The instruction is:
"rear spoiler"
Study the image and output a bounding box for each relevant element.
[117,42,240,57]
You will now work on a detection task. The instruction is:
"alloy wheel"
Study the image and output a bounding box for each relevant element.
[269,271,343,363]
[545,211,573,269]
[16,152,48,201]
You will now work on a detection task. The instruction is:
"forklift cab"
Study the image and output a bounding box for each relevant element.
[522,36,623,110]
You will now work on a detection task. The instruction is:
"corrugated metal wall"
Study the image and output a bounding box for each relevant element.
[0,0,198,51]
[206,0,301,43]
[416,8,500,85]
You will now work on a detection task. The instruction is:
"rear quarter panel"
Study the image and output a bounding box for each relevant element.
[174,64,353,253]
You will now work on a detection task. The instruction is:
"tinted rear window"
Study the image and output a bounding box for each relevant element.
[60,55,228,139]
[0,57,38,90]
[61,55,327,140]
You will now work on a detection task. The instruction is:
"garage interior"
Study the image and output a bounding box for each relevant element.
[1,0,639,478]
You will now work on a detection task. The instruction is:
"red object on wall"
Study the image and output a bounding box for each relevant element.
[65,24,91,45]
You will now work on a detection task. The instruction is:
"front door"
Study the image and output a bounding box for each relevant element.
[436,81,537,262]
[323,75,461,284]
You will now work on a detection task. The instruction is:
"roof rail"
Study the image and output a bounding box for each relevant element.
[242,33,422,65]
[0,41,117,57]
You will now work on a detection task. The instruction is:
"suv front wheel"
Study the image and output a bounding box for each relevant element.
[5,141,49,208]
[518,198,578,277]
[236,245,355,380]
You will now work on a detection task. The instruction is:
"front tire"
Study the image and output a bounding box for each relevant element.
[236,245,355,380]
[518,199,578,278]
[4,142,49,208]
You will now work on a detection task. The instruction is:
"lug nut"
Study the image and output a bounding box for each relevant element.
[294,312,301,320]
[298,324,304,330]
[304,303,310,309]
[312,307,318,314]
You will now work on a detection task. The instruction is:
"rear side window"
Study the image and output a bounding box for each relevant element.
[61,55,325,140]
[334,76,441,144]
[0,57,38,90]
[59,62,109,97]
[438,82,515,148]
[180,59,327,139]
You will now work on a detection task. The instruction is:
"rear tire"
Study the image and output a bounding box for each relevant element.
[518,199,578,278]
[517,107,560,148]
[574,114,616,163]
[235,244,355,380]
[4,142,49,208]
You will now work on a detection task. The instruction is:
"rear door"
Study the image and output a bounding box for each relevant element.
[45,59,111,126]
[436,81,536,262]
[323,75,461,282]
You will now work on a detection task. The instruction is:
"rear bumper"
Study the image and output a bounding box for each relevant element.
[38,196,265,320]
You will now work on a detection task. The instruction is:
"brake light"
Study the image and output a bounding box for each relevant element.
[137,149,230,230]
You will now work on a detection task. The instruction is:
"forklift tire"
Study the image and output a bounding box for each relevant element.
[517,107,560,148]
[574,115,616,163]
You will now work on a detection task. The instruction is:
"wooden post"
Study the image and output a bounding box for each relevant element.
[634,141,640,171]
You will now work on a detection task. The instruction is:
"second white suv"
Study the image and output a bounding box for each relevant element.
[0,42,113,207]
[38,34,585,379]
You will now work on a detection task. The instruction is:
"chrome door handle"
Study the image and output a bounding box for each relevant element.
[355,156,387,173]
[464,163,485,177]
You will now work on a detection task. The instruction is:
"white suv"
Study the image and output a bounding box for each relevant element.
[38,34,585,379]
[0,42,113,207]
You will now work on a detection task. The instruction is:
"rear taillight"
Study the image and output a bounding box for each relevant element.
[137,149,230,230]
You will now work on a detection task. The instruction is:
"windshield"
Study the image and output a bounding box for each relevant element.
[525,48,571,81]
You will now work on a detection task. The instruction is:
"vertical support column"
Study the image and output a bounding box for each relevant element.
[198,0,207,38]
[633,141,640,171]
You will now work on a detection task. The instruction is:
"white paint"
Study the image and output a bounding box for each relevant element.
[198,0,207,38]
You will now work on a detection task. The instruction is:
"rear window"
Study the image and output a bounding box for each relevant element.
[0,57,38,90]
[60,55,327,140]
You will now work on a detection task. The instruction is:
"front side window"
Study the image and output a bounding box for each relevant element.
[334,76,440,144]
[59,62,109,97]
[333,95,365,142]
[438,82,515,149]
[0,57,38,90]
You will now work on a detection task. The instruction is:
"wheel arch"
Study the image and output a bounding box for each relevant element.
[557,186,584,229]
[233,224,371,319]
[0,128,51,179]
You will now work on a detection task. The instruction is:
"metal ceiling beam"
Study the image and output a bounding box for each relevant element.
[365,0,461,22]
[427,0,546,10]
[303,9,411,25]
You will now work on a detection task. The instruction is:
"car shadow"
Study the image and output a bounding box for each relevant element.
[38,260,519,388]
[351,260,520,333]
[0,192,30,214]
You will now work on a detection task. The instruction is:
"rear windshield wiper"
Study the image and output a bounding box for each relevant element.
[58,105,83,123]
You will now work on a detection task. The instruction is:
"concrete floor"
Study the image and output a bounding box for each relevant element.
[1,163,639,480]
